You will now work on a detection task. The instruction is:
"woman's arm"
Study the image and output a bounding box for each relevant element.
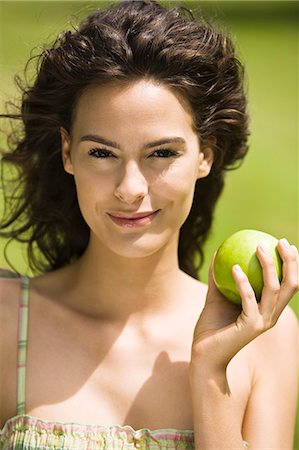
[190,361,247,449]
[242,306,298,448]
[190,239,298,449]
[0,276,20,427]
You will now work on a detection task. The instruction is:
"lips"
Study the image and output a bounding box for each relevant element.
[107,210,160,228]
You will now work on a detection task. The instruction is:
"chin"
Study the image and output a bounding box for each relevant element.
[96,230,177,260]
[109,240,167,259]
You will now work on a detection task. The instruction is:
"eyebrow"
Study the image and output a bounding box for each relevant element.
[79,134,186,149]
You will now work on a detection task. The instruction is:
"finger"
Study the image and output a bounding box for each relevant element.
[277,239,299,301]
[232,265,258,318]
[256,243,281,317]
[207,253,222,301]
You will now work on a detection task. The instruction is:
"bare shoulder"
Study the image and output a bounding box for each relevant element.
[0,268,22,307]
[256,305,298,346]
[181,271,208,301]
[250,305,298,374]
[0,270,23,426]
[0,270,22,322]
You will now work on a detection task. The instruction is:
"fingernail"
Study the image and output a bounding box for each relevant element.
[233,264,242,272]
[281,238,291,248]
[259,242,270,254]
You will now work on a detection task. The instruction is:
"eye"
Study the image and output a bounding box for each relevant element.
[150,149,179,158]
[88,148,116,158]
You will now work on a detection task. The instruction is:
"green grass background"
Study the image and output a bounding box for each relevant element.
[0,0,298,445]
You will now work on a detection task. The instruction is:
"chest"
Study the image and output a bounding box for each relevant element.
[21,296,251,431]
[24,305,196,429]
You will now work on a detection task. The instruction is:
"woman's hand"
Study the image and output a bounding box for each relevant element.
[191,238,299,370]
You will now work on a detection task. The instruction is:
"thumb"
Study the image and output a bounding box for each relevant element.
[206,253,243,316]
[206,252,221,301]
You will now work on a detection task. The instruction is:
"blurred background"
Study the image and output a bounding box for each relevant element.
[0,0,298,445]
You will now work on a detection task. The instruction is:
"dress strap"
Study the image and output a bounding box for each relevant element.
[16,276,30,416]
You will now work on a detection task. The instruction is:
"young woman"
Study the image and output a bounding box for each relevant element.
[0,1,298,449]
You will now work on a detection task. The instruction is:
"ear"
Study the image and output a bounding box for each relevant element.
[197,146,214,179]
[60,127,74,175]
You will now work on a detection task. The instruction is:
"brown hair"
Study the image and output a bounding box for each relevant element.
[0,0,249,278]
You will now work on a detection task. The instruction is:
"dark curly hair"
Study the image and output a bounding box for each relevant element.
[0,0,249,278]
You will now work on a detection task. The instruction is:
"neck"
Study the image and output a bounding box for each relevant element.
[67,233,188,320]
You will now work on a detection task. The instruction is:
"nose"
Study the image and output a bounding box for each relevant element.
[114,161,148,204]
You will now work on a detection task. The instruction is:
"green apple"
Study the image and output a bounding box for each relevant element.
[213,229,283,304]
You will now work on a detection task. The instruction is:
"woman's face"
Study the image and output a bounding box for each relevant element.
[61,79,213,259]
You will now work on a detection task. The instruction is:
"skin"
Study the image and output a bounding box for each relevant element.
[0,79,298,448]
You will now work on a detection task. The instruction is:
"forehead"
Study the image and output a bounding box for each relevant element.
[72,79,196,135]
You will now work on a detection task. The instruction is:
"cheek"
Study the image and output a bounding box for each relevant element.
[72,167,112,218]
[72,160,113,194]
[153,160,198,202]
[151,163,198,229]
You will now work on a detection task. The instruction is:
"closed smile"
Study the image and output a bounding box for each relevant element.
[107,210,160,228]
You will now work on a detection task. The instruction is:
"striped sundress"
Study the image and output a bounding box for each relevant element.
[0,273,249,450]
